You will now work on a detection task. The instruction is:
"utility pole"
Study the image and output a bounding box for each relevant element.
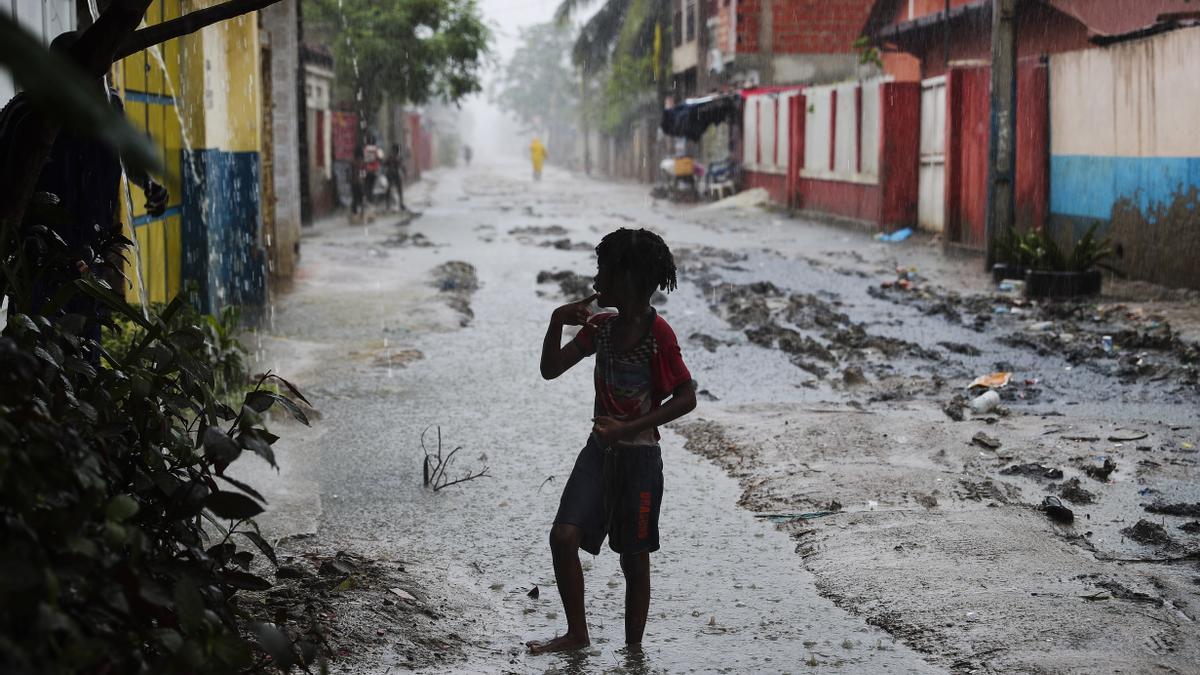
[985,0,1017,269]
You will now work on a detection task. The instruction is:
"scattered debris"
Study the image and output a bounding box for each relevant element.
[842,366,867,386]
[969,372,1012,390]
[971,432,1001,450]
[942,394,968,421]
[938,341,982,356]
[1084,458,1117,482]
[421,426,491,492]
[382,231,434,248]
[527,585,540,599]
[1122,519,1174,547]
[536,270,593,300]
[1144,502,1200,518]
[540,238,593,251]
[1042,495,1074,523]
[1002,463,1064,480]
[689,332,730,353]
[1179,521,1200,533]
[969,390,1001,414]
[509,225,567,236]
[1108,430,1149,442]
[916,494,938,509]
[389,588,417,602]
[1057,477,1097,505]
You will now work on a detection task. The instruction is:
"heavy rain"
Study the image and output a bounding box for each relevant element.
[2,0,1199,674]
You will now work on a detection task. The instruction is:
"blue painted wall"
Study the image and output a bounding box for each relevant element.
[181,149,267,314]
[1050,155,1200,222]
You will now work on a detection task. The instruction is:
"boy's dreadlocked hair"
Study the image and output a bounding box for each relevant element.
[595,228,678,294]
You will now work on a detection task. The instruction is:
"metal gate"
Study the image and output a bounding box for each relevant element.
[918,76,946,232]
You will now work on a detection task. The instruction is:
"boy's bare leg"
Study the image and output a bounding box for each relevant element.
[526,524,590,654]
[620,552,650,644]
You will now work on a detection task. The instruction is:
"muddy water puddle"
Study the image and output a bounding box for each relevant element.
[257,167,940,673]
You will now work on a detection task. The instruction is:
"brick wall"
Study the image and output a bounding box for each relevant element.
[736,0,761,52]
[771,0,873,54]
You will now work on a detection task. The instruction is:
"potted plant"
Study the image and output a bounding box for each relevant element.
[1022,223,1114,298]
[991,226,1036,283]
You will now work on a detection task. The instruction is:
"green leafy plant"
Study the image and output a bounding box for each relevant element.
[104,299,250,402]
[995,224,1114,273]
[2,209,311,672]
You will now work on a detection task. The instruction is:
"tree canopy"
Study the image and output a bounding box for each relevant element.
[492,22,578,130]
[305,0,490,121]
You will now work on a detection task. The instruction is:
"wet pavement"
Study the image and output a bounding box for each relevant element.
[241,164,940,673]
[242,161,1200,673]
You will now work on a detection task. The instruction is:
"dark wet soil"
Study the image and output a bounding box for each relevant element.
[240,539,474,672]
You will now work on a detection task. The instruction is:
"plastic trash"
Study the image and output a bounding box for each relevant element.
[969,372,1012,390]
[969,390,1001,414]
[1101,335,1113,353]
[874,227,913,243]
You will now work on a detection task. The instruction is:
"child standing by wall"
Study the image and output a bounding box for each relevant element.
[529,228,697,654]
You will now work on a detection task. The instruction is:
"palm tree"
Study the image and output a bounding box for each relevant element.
[554,0,665,75]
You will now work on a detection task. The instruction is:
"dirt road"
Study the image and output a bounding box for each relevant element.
[242,162,1200,673]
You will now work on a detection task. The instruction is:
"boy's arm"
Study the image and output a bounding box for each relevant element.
[540,293,598,380]
[593,380,697,444]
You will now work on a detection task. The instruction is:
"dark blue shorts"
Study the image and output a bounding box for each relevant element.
[554,435,664,556]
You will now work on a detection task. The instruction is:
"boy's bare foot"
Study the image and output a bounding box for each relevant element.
[525,633,590,654]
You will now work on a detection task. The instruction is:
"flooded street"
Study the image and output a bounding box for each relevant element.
[242,163,1200,673]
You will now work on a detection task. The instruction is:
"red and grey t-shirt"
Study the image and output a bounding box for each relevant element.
[572,310,693,446]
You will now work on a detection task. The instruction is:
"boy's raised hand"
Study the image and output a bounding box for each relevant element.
[551,292,598,326]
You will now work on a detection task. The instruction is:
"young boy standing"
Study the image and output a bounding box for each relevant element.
[529,228,697,654]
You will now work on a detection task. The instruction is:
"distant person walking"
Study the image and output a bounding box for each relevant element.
[385,143,406,212]
[462,144,472,167]
[530,137,547,181]
[363,139,382,205]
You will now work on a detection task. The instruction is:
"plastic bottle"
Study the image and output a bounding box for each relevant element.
[969,390,1001,414]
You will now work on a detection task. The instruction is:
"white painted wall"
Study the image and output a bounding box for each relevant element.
[802,77,887,183]
[1051,26,1200,158]
[742,90,800,175]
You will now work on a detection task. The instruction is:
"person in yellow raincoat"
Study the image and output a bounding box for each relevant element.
[530,137,547,181]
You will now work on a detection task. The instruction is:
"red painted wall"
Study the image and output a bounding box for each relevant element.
[944,61,1049,248]
[777,81,921,230]
[946,66,990,248]
[744,170,789,204]
[914,5,1089,79]
[879,82,920,228]
[797,178,883,221]
[1015,61,1048,232]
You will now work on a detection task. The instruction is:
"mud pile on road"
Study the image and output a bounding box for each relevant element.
[695,274,942,381]
[870,282,1200,391]
[536,270,593,300]
[241,539,475,671]
[432,261,478,326]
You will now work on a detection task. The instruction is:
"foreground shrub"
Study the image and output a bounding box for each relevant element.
[0,279,309,673]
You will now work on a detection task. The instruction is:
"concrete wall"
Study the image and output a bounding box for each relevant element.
[261,0,302,279]
[1049,26,1200,288]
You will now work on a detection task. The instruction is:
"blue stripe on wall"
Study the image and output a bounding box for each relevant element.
[123,89,177,106]
[131,205,183,227]
[1050,155,1200,221]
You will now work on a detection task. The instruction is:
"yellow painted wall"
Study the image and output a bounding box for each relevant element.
[115,0,263,305]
